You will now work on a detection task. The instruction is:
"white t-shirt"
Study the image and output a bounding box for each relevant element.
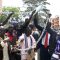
[18,33,36,60]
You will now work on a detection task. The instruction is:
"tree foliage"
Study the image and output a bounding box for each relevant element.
[0,7,20,22]
[2,7,20,18]
[0,14,7,23]
[22,0,51,27]
[23,0,47,5]
[23,0,47,12]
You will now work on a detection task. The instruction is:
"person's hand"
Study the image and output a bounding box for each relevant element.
[31,10,36,16]
[46,22,51,29]
[29,10,36,20]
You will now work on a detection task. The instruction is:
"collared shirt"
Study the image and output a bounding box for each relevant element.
[42,32,50,46]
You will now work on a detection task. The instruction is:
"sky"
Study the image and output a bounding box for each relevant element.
[2,0,27,11]
[47,0,60,17]
[2,0,23,7]
[2,0,60,17]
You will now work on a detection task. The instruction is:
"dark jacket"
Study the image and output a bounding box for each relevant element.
[34,14,57,56]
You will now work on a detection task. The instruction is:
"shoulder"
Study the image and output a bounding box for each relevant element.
[18,33,25,41]
[30,35,34,38]
[30,35,36,41]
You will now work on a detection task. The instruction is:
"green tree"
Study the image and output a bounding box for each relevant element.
[0,7,20,22]
[23,0,47,5]
[0,14,7,23]
[2,7,20,18]
[23,0,47,12]
[22,0,51,27]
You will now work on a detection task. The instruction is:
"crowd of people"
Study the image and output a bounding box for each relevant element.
[0,10,60,60]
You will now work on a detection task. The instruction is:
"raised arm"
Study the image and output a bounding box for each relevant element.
[17,10,36,36]
[20,10,36,31]
[2,12,14,26]
[34,13,43,32]
[46,22,57,35]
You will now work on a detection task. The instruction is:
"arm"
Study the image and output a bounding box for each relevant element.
[48,28,57,55]
[34,13,43,32]
[19,10,36,33]
[2,12,14,26]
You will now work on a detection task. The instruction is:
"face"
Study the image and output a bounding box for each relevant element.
[25,27,32,36]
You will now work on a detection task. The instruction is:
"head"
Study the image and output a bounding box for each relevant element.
[25,27,32,36]
[29,24,36,31]
[25,18,29,23]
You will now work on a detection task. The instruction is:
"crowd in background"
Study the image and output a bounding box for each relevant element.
[0,10,60,60]
[0,11,40,60]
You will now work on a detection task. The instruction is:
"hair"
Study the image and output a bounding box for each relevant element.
[24,26,32,36]
[29,24,35,29]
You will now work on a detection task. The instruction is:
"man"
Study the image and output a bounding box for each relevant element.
[18,27,36,60]
[33,13,57,60]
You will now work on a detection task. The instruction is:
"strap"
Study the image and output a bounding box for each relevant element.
[24,34,28,48]
[30,36,33,46]
[24,34,33,48]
